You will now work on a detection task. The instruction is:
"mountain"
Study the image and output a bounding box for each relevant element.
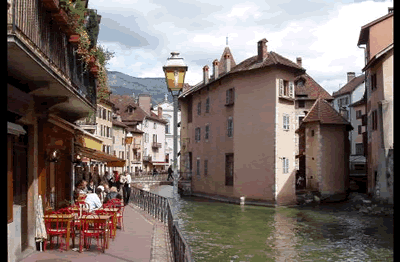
[107,71,171,105]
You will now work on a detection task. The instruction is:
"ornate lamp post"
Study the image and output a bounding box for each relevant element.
[163,51,188,193]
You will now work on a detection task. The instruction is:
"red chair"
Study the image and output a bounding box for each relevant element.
[95,209,115,241]
[103,201,125,231]
[80,214,107,252]
[44,212,69,251]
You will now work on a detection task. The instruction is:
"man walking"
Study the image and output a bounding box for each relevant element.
[167,165,174,181]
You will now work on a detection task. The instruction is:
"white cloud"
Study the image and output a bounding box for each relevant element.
[93,0,393,93]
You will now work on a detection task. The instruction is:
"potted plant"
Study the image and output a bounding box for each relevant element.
[42,0,60,11]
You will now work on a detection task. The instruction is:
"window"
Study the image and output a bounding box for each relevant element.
[195,127,201,142]
[107,127,110,137]
[225,153,234,186]
[97,106,101,118]
[356,143,364,155]
[108,111,111,121]
[226,88,234,105]
[204,160,208,176]
[197,102,201,115]
[144,119,148,127]
[103,108,106,120]
[196,158,200,177]
[165,120,170,134]
[371,73,377,91]
[205,124,210,140]
[153,134,157,143]
[311,130,315,137]
[113,150,116,156]
[358,125,362,134]
[100,125,103,136]
[282,157,289,174]
[227,117,233,137]
[356,110,362,119]
[299,116,304,126]
[298,100,305,108]
[205,97,210,113]
[154,122,157,129]
[283,114,290,131]
[122,137,125,145]
[371,110,378,130]
[113,136,115,143]
[279,79,294,98]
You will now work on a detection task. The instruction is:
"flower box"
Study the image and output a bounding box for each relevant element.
[90,65,99,77]
[69,34,80,45]
[52,8,68,25]
[42,0,60,12]
[88,56,96,66]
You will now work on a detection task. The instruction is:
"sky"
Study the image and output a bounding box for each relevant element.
[88,0,393,95]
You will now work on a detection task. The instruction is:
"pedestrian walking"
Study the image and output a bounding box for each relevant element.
[152,167,158,178]
[167,165,174,181]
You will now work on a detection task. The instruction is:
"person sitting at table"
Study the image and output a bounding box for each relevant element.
[87,179,95,193]
[84,187,103,212]
[104,186,122,203]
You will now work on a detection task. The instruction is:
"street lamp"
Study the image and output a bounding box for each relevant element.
[163,51,188,193]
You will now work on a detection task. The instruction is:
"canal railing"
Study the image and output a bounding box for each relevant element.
[131,186,194,262]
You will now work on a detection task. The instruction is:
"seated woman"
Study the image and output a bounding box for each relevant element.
[104,186,123,204]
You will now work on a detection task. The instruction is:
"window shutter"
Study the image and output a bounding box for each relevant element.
[226,89,230,104]
[279,79,284,96]
[289,82,294,97]
[287,115,290,130]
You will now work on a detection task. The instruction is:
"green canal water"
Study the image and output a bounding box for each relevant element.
[151,186,393,262]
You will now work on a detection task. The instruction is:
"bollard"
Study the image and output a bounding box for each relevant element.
[240,196,245,205]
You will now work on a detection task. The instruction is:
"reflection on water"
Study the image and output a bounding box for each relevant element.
[151,186,393,262]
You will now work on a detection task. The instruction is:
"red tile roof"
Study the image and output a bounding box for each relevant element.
[301,98,353,130]
[180,51,305,98]
[110,94,167,124]
[295,73,333,101]
[332,74,365,97]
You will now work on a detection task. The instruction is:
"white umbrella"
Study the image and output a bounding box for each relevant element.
[35,195,47,251]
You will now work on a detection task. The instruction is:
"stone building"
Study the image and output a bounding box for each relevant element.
[179,39,306,206]
[296,98,353,201]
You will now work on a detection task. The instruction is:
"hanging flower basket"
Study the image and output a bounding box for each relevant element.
[52,8,68,25]
[42,0,60,12]
[86,55,95,65]
[69,34,80,45]
[90,65,99,77]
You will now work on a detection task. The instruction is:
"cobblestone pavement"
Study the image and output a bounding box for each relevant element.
[20,204,173,262]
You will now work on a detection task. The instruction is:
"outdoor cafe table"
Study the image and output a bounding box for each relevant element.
[98,207,120,238]
[43,213,75,251]
[78,214,112,253]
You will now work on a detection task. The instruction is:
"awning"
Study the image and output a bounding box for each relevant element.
[75,144,126,167]
[151,161,169,166]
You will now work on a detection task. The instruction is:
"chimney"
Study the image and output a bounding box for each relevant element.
[224,53,231,73]
[203,65,209,85]
[213,59,219,79]
[158,106,162,118]
[138,94,151,115]
[296,57,302,67]
[347,72,355,83]
[257,38,268,62]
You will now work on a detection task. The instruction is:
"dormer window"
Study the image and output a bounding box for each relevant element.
[127,105,135,114]
[297,80,304,87]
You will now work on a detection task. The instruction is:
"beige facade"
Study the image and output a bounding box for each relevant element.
[95,100,114,175]
[298,98,352,201]
[179,40,305,206]
[358,10,393,203]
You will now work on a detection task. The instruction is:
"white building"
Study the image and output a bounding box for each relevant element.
[332,72,366,178]
[152,94,181,169]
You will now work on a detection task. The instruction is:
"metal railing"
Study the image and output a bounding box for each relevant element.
[7,0,96,106]
[131,186,194,262]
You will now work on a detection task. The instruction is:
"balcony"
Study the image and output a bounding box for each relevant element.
[7,0,97,122]
[143,155,152,162]
[152,142,162,148]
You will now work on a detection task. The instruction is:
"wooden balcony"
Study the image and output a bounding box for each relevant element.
[7,0,97,122]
